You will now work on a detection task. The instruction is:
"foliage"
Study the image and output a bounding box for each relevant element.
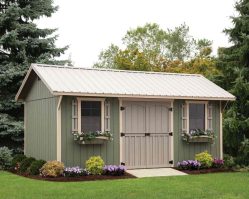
[64,166,89,177]
[11,154,26,170]
[215,0,249,159]
[235,139,249,166]
[223,154,235,169]
[212,158,224,168]
[195,151,213,168]
[29,160,46,175]
[0,146,13,170]
[94,23,219,78]
[85,156,105,175]
[19,157,36,173]
[40,161,65,177]
[73,131,113,142]
[102,165,126,176]
[0,0,69,153]
[177,160,201,170]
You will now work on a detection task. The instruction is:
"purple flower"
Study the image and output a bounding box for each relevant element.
[177,160,201,170]
[103,165,126,176]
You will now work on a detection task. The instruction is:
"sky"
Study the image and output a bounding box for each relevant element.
[37,0,237,67]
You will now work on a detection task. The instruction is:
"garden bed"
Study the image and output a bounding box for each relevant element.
[177,168,233,175]
[11,171,136,182]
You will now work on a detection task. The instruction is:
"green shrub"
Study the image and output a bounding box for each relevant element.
[29,160,46,175]
[19,157,36,173]
[223,154,235,168]
[195,151,213,168]
[86,156,104,175]
[0,147,13,170]
[11,154,27,170]
[40,161,64,177]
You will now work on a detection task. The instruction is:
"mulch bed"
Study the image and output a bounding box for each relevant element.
[176,168,233,175]
[9,171,136,182]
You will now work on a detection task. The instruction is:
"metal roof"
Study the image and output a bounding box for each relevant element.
[16,63,236,101]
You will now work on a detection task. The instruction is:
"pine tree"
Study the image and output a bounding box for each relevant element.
[0,0,68,152]
[216,0,249,157]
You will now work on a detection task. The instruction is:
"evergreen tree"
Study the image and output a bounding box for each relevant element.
[0,0,68,152]
[216,0,249,157]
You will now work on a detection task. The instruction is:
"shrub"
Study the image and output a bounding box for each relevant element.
[29,160,46,175]
[19,157,36,173]
[103,165,126,176]
[0,147,13,170]
[177,160,201,170]
[86,156,104,175]
[223,154,235,168]
[212,158,224,168]
[11,154,27,171]
[64,166,89,177]
[195,151,213,168]
[40,161,64,177]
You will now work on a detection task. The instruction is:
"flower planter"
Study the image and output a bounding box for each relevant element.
[187,136,214,143]
[77,136,110,145]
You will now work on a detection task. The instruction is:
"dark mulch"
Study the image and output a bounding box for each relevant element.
[176,168,233,175]
[9,171,136,182]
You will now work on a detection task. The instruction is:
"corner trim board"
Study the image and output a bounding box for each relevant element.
[56,96,63,162]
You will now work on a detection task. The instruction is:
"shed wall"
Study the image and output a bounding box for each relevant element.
[173,100,221,165]
[25,77,57,160]
[61,97,120,167]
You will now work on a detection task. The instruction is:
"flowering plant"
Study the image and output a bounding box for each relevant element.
[73,131,113,142]
[177,160,201,170]
[64,166,89,177]
[102,165,126,176]
[212,158,224,168]
[182,129,215,143]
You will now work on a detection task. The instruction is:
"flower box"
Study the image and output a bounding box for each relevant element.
[187,136,214,143]
[77,136,110,145]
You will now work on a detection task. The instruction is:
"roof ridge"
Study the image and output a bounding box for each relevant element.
[32,63,203,77]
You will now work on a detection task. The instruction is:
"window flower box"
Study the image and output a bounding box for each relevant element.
[73,131,113,145]
[182,129,214,143]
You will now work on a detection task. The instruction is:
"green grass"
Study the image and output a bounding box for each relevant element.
[0,171,249,199]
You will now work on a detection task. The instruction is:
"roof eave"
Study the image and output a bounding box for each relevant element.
[53,91,236,101]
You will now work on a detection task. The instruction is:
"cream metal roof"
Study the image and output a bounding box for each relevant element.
[16,64,236,101]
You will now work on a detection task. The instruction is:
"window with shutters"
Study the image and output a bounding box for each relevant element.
[182,101,212,133]
[72,98,110,133]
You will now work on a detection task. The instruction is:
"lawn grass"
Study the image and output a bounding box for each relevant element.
[0,171,249,199]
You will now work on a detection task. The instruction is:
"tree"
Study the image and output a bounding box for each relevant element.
[94,23,218,77]
[0,0,68,152]
[215,0,249,157]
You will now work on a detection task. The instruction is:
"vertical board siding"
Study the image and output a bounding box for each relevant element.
[25,78,57,160]
[61,97,120,167]
[173,100,221,166]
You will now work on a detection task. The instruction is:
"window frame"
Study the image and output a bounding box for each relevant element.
[77,97,105,133]
[185,101,208,133]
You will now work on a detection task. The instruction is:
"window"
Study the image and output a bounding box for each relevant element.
[72,98,109,134]
[81,101,101,132]
[182,101,212,133]
[189,103,205,131]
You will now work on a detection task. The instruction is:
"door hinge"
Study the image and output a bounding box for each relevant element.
[121,162,125,166]
[120,106,125,111]
[169,132,173,136]
[168,107,173,111]
[145,133,150,136]
[169,160,173,164]
[120,132,125,137]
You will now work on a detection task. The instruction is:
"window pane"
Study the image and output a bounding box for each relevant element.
[81,101,101,132]
[189,104,205,131]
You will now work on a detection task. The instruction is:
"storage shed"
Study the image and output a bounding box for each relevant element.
[16,64,235,169]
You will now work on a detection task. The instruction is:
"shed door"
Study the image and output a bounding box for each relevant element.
[121,101,171,169]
